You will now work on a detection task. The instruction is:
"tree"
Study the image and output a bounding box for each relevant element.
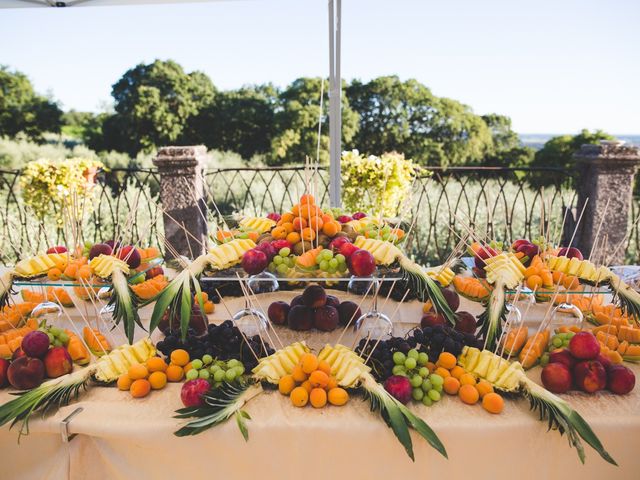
[110,60,215,154]
[61,110,97,139]
[481,113,534,167]
[269,77,359,165]
[0,66,62,139]
[346,76,493,166]
[184,84,278,159]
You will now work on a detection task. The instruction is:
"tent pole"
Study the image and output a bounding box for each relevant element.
[328,0,342,208]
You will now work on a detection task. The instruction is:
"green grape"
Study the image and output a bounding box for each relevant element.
[316,255,324,265]
[539,353,550,367]
[53,339,62,347]
[322,250,334,260]
[567,331,576,339]
[329,258,338,269]
[421,379,432,392]
[319,260,329,271]
[418,352,429,366]
[274,256,283,265]
[392,365,407,376]
[277,263,289,274]
[433,384,443,393]
[213,382,222,389]
[47,333,55,343]
[404,357,417,370]
[50,327,63,336]
[421,395,433,407]
[234,365,245,376]
[58,332,69,345]
[429,374,444,387]
[227,359,240,368]
[335,254,346,264]
[199,369,211,380]
[191,359,203,370]
[209,366,218,374]
[552,337,563,348]
[407,349,419,360]
[328,264,338,273]
[428,389,441,402]
[225,369,237,382]
[202,354,213,365]
[338,263,348,272]
[393,352,406,365]
[268,262,277,272]
[186,369,199,381]
[418,367,429,378]
[412,388,424,401]
[410,374,423,387]
[279,247,291,257]
[213,369,226,382]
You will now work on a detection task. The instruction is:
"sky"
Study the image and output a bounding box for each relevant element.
[0,0,639,134]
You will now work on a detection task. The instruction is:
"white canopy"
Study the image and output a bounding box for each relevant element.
[1,0,343,207]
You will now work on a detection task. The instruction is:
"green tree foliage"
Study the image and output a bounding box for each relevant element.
[269,77,359,166]
[110,60,215,154]
[346,76,493,166]
[184,84,278,159]
[481,113,534,167]
[0,66,62,139]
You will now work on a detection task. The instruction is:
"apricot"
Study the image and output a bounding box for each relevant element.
[459,373,476,386]
[290,386,309,407]
[552,270,565,284]
[317,360,331,376]
[320,213,334,224]
[271,226,287,239]
[443,376,460,395]
[47,268,62,281]
[326,376,338,390]
[426,362,436,373]
[286,232,301,244]
[540,271,553,287]
[300,353,319,374]
[63,264,79,279]
[437,352,457,370]
[291,204,301,216]
[278,375,296,396]
[300,380,313,393]
[434,367,450,379]
[203,301,215,314]
[282,222,295,234]
[308,216,324,232]
[247,231,259,242]
[309,370,329,388]
[146,357,168,373]
[449,365,466,380]
[482,392,504,414]
[299,194,315,205]
[422,301,433,313]
[300,204,320,219]
[77,265,92,281]
[292,364,308,383]
[524,266,539,278]
[166,365,184,382]
[170,349,190,367]
[563,275,579,290]
[128,363,149,380]
[458,384,479,405]
[149,371,167,390]
[130,379,151,398]
[322,221,340,237]
[328,387,349,406]
[292,217,307,231]
[183,362,193,373]
[476,380,494,398]
[117,373,132,391]
[281,212,295,223]
[526,275,543,290]
[309,387,327,408]
[301,227,316,242]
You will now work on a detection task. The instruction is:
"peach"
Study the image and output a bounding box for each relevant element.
[541,362,572,393]
[573,360,606,393]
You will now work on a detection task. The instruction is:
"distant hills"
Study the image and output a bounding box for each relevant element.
[519,134,640,150]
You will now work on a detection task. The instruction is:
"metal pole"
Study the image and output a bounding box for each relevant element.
[328,0,342,208]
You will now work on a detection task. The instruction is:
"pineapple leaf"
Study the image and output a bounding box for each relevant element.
[476,281,506,351]
[610,279,640,326]
[109,268,142,344]
[398,404,448,458]
[235,410,250,442]
[179,274,193,341]
[149,270,186,334]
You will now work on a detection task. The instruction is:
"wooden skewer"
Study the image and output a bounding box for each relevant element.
[520,283,564,362]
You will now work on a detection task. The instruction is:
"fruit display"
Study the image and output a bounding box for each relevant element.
[117,356,170,399]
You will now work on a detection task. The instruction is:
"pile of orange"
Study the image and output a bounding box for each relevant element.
[272,195,342,245]
[278,352,349,408]
[435,352,504,414]
[117,349,191,398]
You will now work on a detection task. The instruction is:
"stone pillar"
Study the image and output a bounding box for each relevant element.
[573,142,640,265]
[153,146,208,259]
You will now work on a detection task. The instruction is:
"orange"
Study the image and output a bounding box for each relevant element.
[117,373,132,391]
[437,352,457,370]
[309,370,329,388]
[476,380,494,398]
[301,227,316,242]
[47,268,62,281]
[282,222,295,234]
[299,194,315,205]
[458,384,479,405]
[482,392,504,414]
[309,388,327,408]
[128,363,149,380]
[434,367,450,379]
[130,379,151,398]
[286,231,301,244]
[279,375,296,395]
[290,386,309,407]
[148,371,167,390]
[292,364,308,383]
[166,365,184,382]
[459,373,476,386]
[146,357,168,373]
[317,360,331,376]
[292,217,307,231]
[271,226,287,239]
[443,376,460,395]
[308,216,324,232]
[300,380,313,393]
[300,353,319,374]
[526,275,543,290]
[322,221,340,237]
[328,387,349,406]
[170,349,190,367]
[449,365,466,380]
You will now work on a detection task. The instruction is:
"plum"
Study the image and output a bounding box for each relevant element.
[43,346,73,378]
[266,213,281,222]
[46,246,68,254]
[337,215,353,223]
[606,364,635,395]
[268,301,290,325]
[384,375,412,404]
[541,363,572,393]
[454,311,476,334]
[89,242,113,260]
[313,306,340,331]
[287,305,314,331]
[21,331,50,359]
[145,266,164,279]
[440,288,460,312]
[290,295,304,308]
[302,285,327,308]
[0,358,9,388]
[421,312,446,328]
[255,242,277,261]
[337,301,361,326]
[352,212,367,220]
[7,356,45,390]
[325,295,340,309]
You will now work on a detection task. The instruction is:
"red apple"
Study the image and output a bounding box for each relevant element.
[89,242,113,260]
[117,245,142,269]
[573,360,607,393]
[46,246,68,254]
[43,347,73,378]
[181,379,211,407]
[21,331,50,359]
[241,249,268,275]
[145,266,164,279]
[474,246,498,269]
[337,215,353,223]
[0,358,9,388]
[568,332,600,360]
[352,212,367,220]
[558,247,583,261]
[329,236,351,252]
[348,249,376,277]
[339,242,359,259]
[606,364,636,395]
[541,362,573,393]
[266,213,281,222]
[549,348,577,371]
[7,356,45,390]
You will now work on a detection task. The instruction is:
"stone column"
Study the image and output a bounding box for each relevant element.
[153,146,208,259]
[573,142,640,265]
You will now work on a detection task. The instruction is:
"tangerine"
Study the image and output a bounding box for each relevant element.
[166,365,184,382]
[279,375,296,395]
[128,363,149,380]
[149,371,167,390]
[482,392,504,414]
[170,349,190,367]
[147,356,168,373]
[130,379,151,398]
[458,384,480,405]
[290,386,309,407]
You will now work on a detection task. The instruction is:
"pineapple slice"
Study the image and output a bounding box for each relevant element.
[354,236,402,265]
[239,217,276,234]
[89,254,130,278]
[208,239,256,270]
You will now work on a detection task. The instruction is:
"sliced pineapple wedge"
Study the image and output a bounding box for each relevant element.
[239,217,276,234]
[354,236,402,265]
[208,239,256,270]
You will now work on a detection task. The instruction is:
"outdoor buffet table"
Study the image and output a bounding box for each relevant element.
[1,291,639,480]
